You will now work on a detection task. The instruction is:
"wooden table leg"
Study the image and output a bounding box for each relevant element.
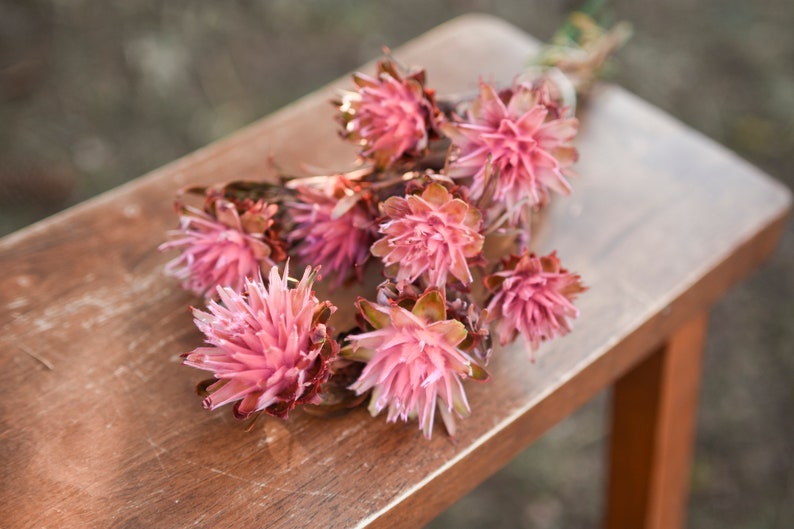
[605,312,708,529]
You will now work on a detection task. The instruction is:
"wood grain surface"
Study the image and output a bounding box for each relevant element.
[0,14,790,529]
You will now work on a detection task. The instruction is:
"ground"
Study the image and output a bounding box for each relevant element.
[1,1,792,527]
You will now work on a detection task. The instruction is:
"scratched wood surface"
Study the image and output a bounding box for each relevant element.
[0,15,790,529]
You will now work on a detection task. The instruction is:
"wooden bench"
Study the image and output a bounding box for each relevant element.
[1,15,790,529]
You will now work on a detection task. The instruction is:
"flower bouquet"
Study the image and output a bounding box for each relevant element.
[159,13,628,439]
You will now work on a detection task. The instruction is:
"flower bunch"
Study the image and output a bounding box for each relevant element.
[161,53,591,439]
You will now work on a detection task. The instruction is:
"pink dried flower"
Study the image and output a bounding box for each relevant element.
[346,289,488,438]
[484,251,586,356]
[287,177,378,286]
[159,199,286,297]
[183,264,338,420]
[371,182,484,287]
[443,81,578,223]
[376,280,493,365]
[339,59,439,169]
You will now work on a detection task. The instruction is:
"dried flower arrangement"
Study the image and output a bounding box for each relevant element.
[159,12,628,439]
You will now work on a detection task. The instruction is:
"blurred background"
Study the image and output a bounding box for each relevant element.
[1,1,791,527]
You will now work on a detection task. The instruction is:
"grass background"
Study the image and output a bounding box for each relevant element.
[1,1,792,527]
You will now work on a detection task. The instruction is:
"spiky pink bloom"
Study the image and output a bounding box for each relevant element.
[183,264,338,419]
[443,81,579,223]
[346,290,488,438]
[339,60,438,168]
[484,251,586,356]
[287,178,378,286]
[159,199,285,297]
[375,280,493,365]
[371,182,484,287]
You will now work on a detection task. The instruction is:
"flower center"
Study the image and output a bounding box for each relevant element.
[486,119,538,161]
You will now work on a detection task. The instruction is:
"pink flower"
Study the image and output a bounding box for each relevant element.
[287,177,378,286]
[159,199,285,297]
[484,251,586,356]
[376,280,494,365]
[443,81,578,223]
[371,182,484,287]
[183,264,338,420]
[346,289,488,438]
[339,59,438,168]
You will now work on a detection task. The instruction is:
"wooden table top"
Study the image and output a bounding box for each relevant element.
[1,14,790,529]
